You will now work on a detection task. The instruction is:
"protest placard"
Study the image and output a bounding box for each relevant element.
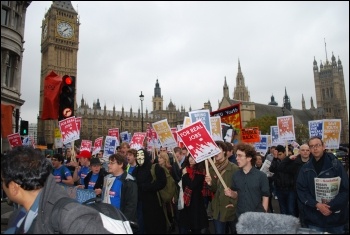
[271,126,284,146]
[308,120,323,139]
[58,116,80,144]
[103,136,118,157]
[189,109,212,134]
[183,116,191,128]
[323,119,341,149]
[129,132,147,150]
[210,116,222,141]
[277,115,295,141]
[8,133,22,148]
[254,135,269,156]
[75,117,82,137]
[108,128,120,139]
[210,103,242,144]
[241,127,260,143]
[92,137,103,155]
[80,140,92,152]
[176,120,220,163]
[152,119,177,149]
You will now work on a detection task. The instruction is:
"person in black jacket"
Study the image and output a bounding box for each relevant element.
[277,144,310,226]
[81,157,108,197]
[269,145,297,216]
[132,149,167,234]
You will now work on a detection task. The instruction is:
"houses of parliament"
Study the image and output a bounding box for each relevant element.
[4,1,345,147]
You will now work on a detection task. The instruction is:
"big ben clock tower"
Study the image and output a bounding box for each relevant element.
[37,1,79,146]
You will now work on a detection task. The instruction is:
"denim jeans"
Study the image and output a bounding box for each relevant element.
[213,219,236,234]
[275,189,297,216]
[308,225,344,234]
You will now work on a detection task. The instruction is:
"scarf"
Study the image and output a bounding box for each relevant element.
[215,157,229,174]
[183,166,205,206]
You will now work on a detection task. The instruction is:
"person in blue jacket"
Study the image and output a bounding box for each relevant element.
[297,136,349,234]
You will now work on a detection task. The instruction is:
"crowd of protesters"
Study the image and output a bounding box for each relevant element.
[1,136,349,234]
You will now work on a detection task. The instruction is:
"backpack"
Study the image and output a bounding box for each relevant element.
[50,197,136,234]
[151,164,177,204]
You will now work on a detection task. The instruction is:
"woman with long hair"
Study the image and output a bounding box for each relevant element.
[178,154,209,234]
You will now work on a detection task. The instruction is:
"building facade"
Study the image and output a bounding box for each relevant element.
[76,80,191,142]
[37,1,79,146]
[1,1,31,150]
[219,57,348,145]
[313,53,349,144]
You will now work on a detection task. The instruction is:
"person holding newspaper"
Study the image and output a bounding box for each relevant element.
[296,137,349,234]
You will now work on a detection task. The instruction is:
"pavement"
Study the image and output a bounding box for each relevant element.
[1,197,281,233]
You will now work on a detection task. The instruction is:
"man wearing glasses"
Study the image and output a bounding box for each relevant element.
[296,137,349,234]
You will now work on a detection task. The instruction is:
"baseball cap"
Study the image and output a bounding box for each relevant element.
[90,157,101,166]
[76,150,92,159]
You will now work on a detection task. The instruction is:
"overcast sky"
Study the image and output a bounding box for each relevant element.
[21,1,349,124]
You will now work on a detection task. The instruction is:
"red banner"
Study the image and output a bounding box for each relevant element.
[210,103,242,144]
[41,71,62,120]
[1,104,14,138]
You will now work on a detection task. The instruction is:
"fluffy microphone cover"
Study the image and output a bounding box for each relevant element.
[236,212,301,234]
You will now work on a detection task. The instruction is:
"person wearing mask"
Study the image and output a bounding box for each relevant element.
[132,149,167,234]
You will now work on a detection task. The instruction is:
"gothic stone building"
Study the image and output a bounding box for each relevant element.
[219,58,348,144]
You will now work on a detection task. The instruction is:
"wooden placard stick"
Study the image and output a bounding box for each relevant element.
[207,157,228,189]
[71,141,77,163]
[170,148,181,168]
[205,159,209,176]
[285,140,288,156]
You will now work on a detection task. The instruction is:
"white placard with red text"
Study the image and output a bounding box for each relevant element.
[176,120,220,163]
[58,116,80,144]
[7,133,22,148]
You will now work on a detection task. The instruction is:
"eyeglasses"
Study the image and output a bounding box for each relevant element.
[108,161,118,165]
[309,143,322,149]
[236,154,246,159]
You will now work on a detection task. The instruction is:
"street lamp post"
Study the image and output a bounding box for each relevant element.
[139,91,144,132]
[281,106,285,116]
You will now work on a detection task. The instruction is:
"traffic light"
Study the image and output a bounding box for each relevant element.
[59,75,75,121]
[20,120,29,135]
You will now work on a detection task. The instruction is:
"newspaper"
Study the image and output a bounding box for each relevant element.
[260,159,274,178]
[314,176,341,204]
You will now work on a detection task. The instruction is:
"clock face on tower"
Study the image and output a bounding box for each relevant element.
[57,21,74,39]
